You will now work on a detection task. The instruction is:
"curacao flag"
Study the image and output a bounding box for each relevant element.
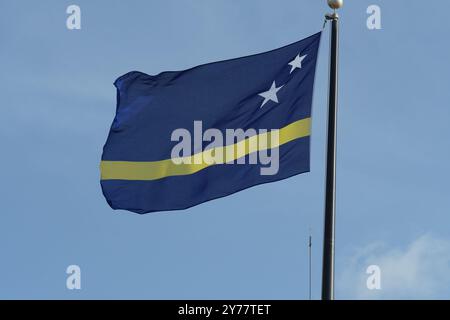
[100,32,321,214]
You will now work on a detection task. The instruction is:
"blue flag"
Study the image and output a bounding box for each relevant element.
[101,32,321,214]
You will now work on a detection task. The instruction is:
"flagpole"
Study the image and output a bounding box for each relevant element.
[322,0,342,301]
[308,230,312,300]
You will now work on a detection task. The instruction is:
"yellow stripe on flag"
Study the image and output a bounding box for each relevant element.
[100,117,311,181]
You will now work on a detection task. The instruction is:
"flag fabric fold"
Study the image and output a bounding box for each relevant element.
[100,32,321,214]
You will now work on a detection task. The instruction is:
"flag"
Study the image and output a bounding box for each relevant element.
[100,32,321,214]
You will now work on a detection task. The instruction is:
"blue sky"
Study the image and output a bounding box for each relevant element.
[1,0,449,299]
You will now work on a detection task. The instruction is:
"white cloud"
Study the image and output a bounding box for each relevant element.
[337,234,450,299]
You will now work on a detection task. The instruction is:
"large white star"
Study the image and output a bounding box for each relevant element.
[288,54,307,73]
[258,81,284,108]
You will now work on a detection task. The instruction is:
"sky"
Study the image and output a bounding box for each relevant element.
[1,0,449,299]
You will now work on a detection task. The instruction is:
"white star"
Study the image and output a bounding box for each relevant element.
[288,54,307,73]
[258,81,284,108]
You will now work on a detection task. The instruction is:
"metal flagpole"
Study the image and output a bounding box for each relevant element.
[322,0,342,301]
[308,229,312,300]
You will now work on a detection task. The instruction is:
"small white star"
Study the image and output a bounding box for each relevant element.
[288,54,307,73]
[258,81,284,108]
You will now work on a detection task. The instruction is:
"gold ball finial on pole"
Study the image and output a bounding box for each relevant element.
[327,0,343,10]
